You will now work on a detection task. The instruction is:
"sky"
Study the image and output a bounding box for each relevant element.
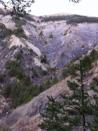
[30,0,98,17]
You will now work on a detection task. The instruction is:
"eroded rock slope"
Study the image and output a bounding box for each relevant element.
[0,8,98,130]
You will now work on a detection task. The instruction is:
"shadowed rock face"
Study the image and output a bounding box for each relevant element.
[36,23,98,67]
[21,15,98,68]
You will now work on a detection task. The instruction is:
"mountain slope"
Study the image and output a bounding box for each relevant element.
[3,45,98,131]
[0,8,98,130]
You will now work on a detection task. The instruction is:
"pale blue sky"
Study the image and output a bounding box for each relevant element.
[30,0,98,16]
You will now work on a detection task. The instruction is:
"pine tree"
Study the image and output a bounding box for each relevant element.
[40,96,71,131]
[90,78,98,131]
[92,100,98,131]
[40,58,93,131]
[80,60,87,131]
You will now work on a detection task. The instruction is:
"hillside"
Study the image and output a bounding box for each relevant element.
[0,8,98,131]
[2,45,98,131]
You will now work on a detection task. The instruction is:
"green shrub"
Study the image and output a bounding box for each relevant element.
[63,49,98,78]
[80,55,92,72]
[6,60,25,80]
[6,53,25,80]
[3,80,40,108]
[89,49,98,62]
[4,76,58,108]
[5,55,58,108]
[81,50,98,72]
[63,63,79,77]
[5,57,41,107]
[42,77,58,91]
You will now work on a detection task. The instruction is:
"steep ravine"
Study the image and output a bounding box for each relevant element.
[0,9,98,130]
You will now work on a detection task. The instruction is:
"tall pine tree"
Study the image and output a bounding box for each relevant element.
[40,57,93,131]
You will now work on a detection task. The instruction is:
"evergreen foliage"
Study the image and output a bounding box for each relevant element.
[63,49,98,78]
[0,0,34,16]
[4,53,58,108]
[40,96,71,131]
[4,54,40,107]
[90,78,98,131]
[40,57,96,131]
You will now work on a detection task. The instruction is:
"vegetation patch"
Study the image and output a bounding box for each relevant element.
[4,53,38,107]
[40,57,98,131]
[40,77,58,92]
[6,57,24,80]
[4,53,58,108]
[62,49,98,78]
[0,23,12,38]
[12,28,26,38]
[62,63,79,77]
[5,48,98,108]
[0,21,26,39]
[3,79,40,108]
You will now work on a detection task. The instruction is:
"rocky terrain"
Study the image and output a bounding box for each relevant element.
[0,8,98,131]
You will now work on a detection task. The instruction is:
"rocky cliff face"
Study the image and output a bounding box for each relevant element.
[0,8,98,131]
[0,11,98,71]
